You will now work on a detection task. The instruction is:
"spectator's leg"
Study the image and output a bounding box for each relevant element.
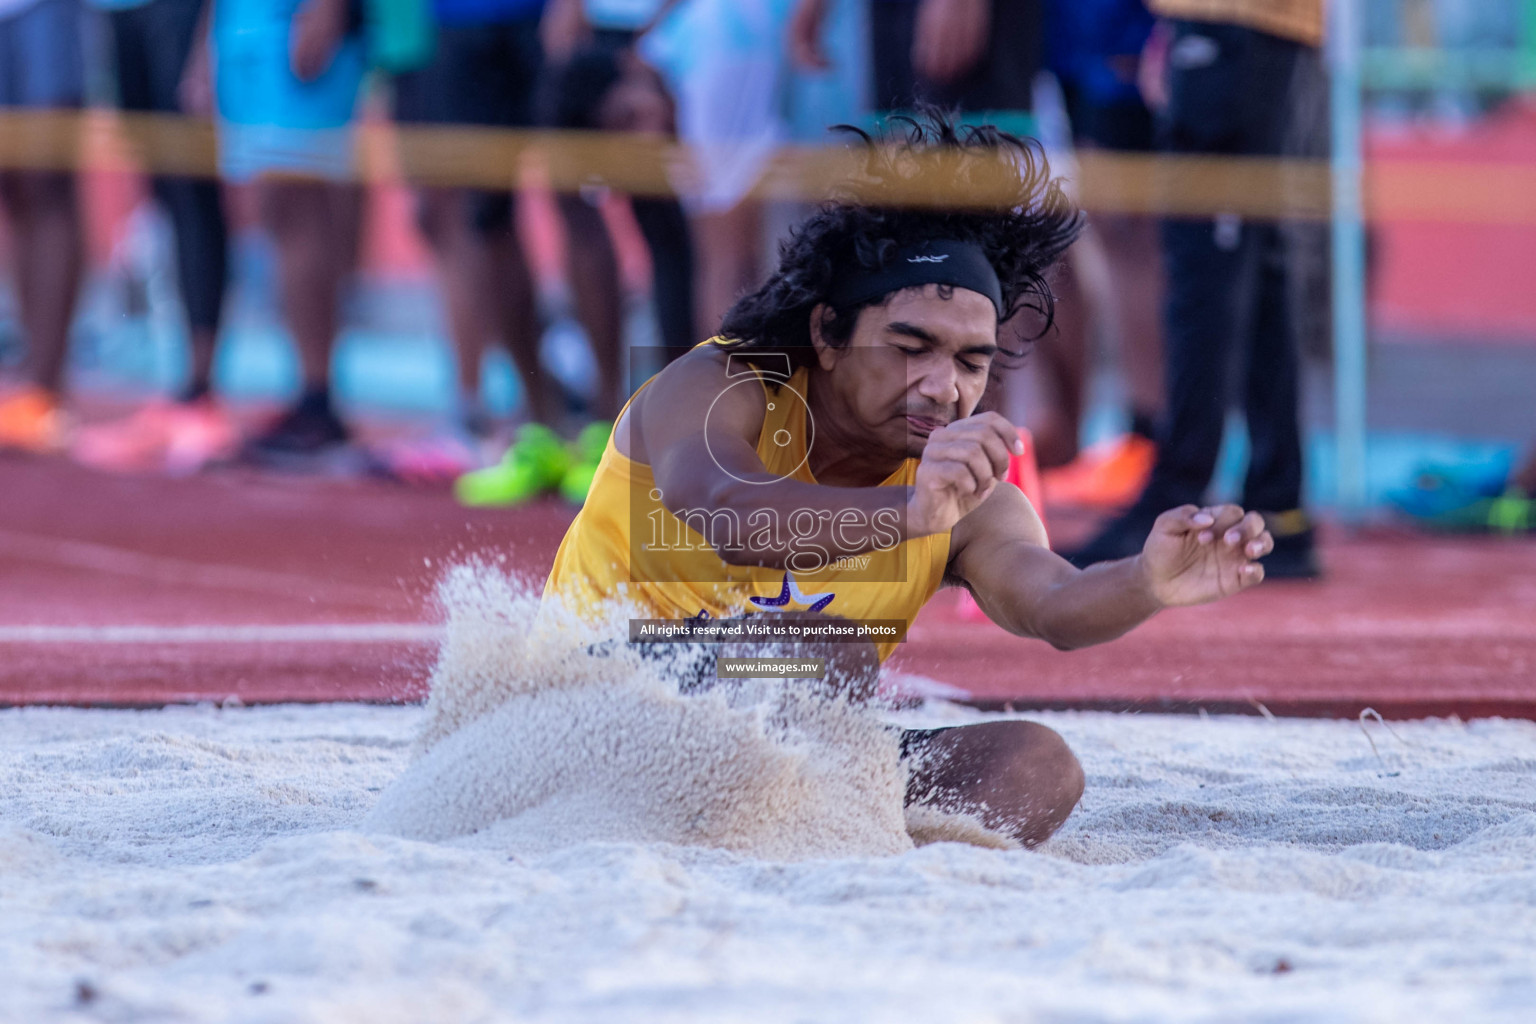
[417,187,555,426]
[149,173,228,399]
[1024,258,1088,469]
[1514,450,1536,496]
[1097,211,1165,433]
[117,0,231,397]
[1145,214,1245,509]
[0,169,82,394]
[692,200,760,338]
[257,178,353,394]
[479,192,550,427]
[0,0,86,397]
[1240,223,1304,514]
[1139,22,1251,510]
[630,196,696,363]
[418,188,486,408]
[557,193,622,420]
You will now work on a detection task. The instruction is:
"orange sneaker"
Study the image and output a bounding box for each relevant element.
[1042,433,1156,510]
[0,385,68,454]
[73,399,238,475]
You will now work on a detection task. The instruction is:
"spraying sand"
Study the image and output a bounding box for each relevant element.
[363,567,978,858]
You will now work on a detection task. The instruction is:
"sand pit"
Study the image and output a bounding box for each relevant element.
[2,699,1534,1023]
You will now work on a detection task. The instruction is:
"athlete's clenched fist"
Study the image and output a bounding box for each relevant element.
[905,412,1024,536]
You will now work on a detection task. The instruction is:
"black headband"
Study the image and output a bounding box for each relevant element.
[827,240,1003,319]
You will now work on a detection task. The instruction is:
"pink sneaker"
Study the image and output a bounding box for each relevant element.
[372,431,494,486]
[73,400,237,475]
[162,401,239,475]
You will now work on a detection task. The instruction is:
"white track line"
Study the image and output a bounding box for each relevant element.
[0,528,408,607]
[0,623,443,644]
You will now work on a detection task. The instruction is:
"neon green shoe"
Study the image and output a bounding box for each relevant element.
[1416,490,1534,535]
[558,420,611,505]
[454,423,571,507]
[1487,493,1534,534]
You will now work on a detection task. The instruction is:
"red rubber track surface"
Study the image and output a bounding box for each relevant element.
[3,456,1533,718]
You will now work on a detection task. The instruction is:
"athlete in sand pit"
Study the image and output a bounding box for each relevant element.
[544,112,1274,848]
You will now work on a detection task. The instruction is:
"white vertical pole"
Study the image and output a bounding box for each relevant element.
[1330,0,1369,514]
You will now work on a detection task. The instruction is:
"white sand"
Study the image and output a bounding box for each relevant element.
[3,699,1535,1023]
[3,570,1533,1021]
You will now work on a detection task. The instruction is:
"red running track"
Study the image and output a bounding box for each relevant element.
[2,455,1534,718]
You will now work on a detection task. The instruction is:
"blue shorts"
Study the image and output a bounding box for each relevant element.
[0,0,84,109]
[213,0,366,182]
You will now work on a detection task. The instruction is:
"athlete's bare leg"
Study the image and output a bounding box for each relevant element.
[707,607,1083,845]
[904,721,1085,847]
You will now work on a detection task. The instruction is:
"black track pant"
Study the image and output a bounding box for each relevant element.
[108,0,228,338]
[1147,21,1307,512]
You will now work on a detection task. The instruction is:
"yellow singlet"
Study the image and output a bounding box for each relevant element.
[542,358,951,662]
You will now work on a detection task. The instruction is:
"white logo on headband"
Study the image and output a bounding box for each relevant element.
[907,254,950,263]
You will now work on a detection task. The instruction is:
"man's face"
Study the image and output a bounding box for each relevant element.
[814,284,1000,460]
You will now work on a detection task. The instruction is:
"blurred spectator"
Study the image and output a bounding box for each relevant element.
[1065,0,1323,578]
[541,0,696,370]
[448,1,692,507]
[793,0,1042,137]
[215,0,366,465]
[72,0,237,474]
[643,0,801,336]
[537,0,694,368]
[1036,0,1164,507]
[0,0,85,453]
[392,0,550,440]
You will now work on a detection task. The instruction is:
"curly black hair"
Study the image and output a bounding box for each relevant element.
[716,110,1082,375]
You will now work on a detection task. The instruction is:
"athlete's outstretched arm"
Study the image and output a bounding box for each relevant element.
[635,348,909,570]
[949,486,1274,651]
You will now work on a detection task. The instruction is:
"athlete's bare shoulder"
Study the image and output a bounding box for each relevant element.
[617,344,767,466]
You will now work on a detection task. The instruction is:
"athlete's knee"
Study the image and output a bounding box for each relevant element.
[996,721,1083,844]
[915,720,1084,847]
[1032,723,1085,813]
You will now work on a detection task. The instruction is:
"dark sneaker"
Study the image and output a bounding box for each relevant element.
[243,401,352,469]
[1259,509,1322,580]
